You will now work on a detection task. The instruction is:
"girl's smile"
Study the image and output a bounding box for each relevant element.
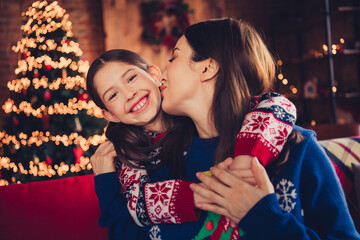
[130,94,150,113]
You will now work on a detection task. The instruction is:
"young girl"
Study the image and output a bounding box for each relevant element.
[87,49,296,239]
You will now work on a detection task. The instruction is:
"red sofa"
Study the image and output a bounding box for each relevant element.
[0,174,107,240]
[0,136,359,239]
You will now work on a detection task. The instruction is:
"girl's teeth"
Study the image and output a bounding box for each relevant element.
[132,97,147,111]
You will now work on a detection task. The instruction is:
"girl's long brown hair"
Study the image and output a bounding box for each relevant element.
[86,49,195,177]
[185,18,277,165]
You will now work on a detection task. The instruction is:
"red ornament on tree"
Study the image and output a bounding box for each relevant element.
[64,39,70,45]
[22,89,27,95]
[44,90,51,101]
[41,113,50,130]
[73,147,84,164]
[34,69,39,78]
[44,64,52,71]
[13,118,19,126]
[78,92,88,101]
[22,53,28,59]
[46,157,53,165]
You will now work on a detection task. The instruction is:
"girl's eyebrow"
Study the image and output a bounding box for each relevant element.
[121,68,135,78]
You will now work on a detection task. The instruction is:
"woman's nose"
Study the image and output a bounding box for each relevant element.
[160,70,167,84]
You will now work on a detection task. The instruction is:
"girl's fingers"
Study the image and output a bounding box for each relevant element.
[209,166,247,189]
[196,171,232,198]
[217,157,233,169]
[97,142,116,156]
[96,141,112,153]
[229,169,254,178]
[190,183,227,207]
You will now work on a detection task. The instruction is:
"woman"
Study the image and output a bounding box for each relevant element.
[159,18,359,239]
[92,18,359,239]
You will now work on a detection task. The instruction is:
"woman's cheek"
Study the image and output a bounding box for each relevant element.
[161,95,175,114]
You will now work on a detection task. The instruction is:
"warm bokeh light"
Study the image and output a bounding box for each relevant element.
[1,1,106,185]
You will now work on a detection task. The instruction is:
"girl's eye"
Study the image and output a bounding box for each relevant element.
[169,57,175,63]
[109,92,117,101]
[128,75,136,82]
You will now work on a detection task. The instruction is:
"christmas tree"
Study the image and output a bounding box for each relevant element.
[0,1,107,185]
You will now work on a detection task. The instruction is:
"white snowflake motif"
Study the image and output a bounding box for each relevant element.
[273,106,286,120]
[149,225,162,240]
[275,179,297,213]
[287,115,296,125]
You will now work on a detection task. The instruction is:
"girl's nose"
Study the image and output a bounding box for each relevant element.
[126,90,137,102]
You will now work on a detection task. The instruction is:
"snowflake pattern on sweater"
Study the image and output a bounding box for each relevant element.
[275,178,297,213]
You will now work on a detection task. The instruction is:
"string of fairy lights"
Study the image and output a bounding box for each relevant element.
[0,131,105,151]
[276,39,347,126]
[0,1,106,185]
[0,155,93,186]
[277,39,345,94]
[2,97,103,118]
[7,75,86,93]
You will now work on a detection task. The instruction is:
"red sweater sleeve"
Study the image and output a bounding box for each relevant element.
[119,163,199,226]
[233,93,297,167]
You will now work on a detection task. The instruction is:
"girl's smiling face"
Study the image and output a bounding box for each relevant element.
[94,61,163,130]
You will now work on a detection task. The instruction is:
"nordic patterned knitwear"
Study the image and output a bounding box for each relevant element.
[117,92,297,239]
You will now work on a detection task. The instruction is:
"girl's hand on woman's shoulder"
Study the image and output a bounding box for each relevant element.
[90,141,117,176]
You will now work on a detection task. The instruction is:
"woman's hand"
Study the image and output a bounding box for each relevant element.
[90,141,117,176]
[190,157,274,223]
[193,158,232,206]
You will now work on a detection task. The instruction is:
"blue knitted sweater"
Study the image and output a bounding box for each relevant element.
[94,126,360,240]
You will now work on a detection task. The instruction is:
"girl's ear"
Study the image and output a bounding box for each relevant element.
[148,64,162,87]
[200,58,219,82]
[102,109,120,123]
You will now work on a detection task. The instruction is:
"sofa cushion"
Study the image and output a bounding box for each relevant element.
[319,137,360,231]
[352,163,360,209]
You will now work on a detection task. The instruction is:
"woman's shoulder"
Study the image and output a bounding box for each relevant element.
[292,125,316,139]
[291,125,333,169]
[286,125,321,160]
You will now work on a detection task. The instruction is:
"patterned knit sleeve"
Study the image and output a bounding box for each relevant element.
[233,92,297,167]
[118,162,199,227]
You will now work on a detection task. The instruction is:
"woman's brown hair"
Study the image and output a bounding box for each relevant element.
[86,49,195,176]
[184,18,278,164]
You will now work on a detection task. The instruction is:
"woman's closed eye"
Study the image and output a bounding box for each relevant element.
[169,57,175,63]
